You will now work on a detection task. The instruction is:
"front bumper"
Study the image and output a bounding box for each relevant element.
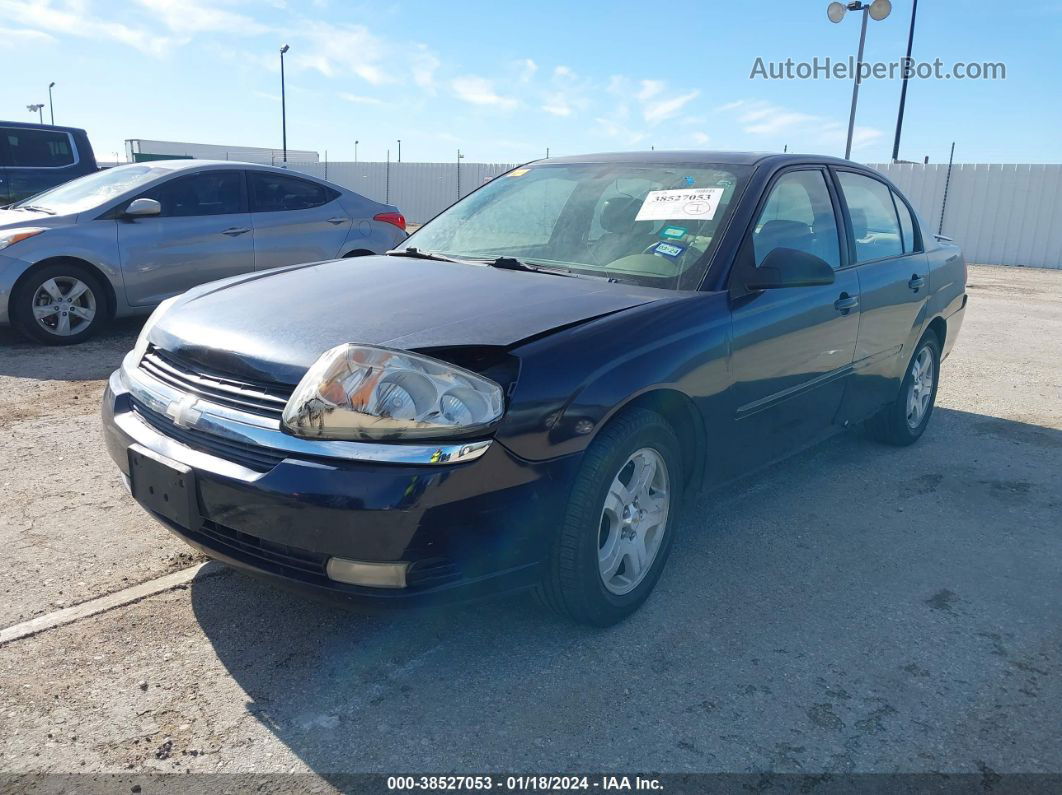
[102,369,580,608]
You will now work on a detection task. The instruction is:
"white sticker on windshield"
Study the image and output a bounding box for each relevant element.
[635,187,725,222]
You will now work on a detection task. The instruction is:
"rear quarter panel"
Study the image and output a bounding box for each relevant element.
[924,235,967,359]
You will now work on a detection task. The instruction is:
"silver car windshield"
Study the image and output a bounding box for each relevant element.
[12,164,177,215]
[401,162,750,290]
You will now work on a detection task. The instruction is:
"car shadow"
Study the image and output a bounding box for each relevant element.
[189,407,1062,774]
[0,316,144,380]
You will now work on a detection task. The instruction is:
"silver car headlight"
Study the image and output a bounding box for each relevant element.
[0,227,46,251]
[130,295,180,364]
[282,344,505,441]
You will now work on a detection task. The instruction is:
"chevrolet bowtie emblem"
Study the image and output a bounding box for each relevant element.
[165,393,202,429]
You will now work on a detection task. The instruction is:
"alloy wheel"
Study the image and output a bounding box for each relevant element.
[31,277,97,337]
[906,346,935,429]
[597,447,671,595]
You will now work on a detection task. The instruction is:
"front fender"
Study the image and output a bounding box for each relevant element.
[494,292,733,462]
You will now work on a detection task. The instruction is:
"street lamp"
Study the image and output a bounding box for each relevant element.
[27,103,44,123]
[279,44,289,163]
[828,0,892,159]
[354,139,359,163]
[48,82,55,125]
[397,139,401,163]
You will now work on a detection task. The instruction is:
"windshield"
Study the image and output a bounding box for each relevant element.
[401,162,749,289]
[12,164,177,214]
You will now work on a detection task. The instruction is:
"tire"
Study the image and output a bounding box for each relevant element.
[865,332,941,446]
[12,263,107,346]
[534,407,684,626]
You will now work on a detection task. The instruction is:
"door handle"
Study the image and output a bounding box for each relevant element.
[834,293,859,313]
[908,274,926,291]
[221,227,251,236]
[326,217,348,225]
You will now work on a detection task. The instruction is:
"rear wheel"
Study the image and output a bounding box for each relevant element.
[866,333,941,446]
[534,408,684,626]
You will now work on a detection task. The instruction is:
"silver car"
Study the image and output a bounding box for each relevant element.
[0,160,407,344]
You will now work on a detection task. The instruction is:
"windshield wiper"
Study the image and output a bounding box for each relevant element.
[18,205,55,215]
[387,246,465,263]
[486,257,575,277]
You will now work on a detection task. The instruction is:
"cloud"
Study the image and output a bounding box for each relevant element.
[541,92,573,116]
[451,75,517,109]
[691,131,711,145]
[516,58,538,82]
[636,79,665,101]
[553,65,573,79]
[288,22,390,84]
[136,0,269,35]
[411,46,440,90]
[0,24,57,43]
[594,117,647,146]
[338,92,384,105]
[718,99,884,151]
[643,90,700,124]
[0,0,177,55]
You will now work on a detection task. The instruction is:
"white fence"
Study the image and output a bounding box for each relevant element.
[286,160,520,225]
[288,159,1062,269]
[870,163,1062,269]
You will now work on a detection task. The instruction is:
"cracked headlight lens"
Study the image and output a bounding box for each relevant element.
[282,344,504,441]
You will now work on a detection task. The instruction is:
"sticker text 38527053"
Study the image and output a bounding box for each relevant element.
[635,188,725,222]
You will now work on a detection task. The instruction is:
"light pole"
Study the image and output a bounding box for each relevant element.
[27,103,44,123]
[828,0,892,159]
[279,44,289,163]
[456,149,464,199]
[354,140,359,163]
[397,139,401,163]
[48,82,55,125]
[891,0,918,161]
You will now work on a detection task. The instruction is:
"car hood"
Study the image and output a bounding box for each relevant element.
[0,208,74,229]
[151,255,670,384]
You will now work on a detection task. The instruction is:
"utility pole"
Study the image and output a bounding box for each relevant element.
[828,1,892,159]
[354,140,359,163]
[397,139,402,162]
[27,103,44,123]
[456,149,464,199]
[891,0,919,161]
[48,82,55,124]
[279,44,289,163]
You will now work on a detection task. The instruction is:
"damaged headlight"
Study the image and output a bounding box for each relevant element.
[282,344,505,441]
[130,295,180,364]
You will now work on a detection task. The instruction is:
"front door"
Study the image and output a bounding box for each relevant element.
[726,167,859,476]
[833,169,931,420]
[247,171,350,270]
[118,170,254,306]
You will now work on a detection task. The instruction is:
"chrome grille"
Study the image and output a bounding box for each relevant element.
[139,346,292,419]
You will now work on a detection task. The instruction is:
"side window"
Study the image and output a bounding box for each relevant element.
[893,191,921,253]
[2,127,75,168]
[752,170,841,269]
[149,171,244,217]
[249,172,336,212]
[837,172,903,262]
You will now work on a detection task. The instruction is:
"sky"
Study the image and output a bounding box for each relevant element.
[1,0,1059,166]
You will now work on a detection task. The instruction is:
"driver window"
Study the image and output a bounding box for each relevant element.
[753,170,841,269]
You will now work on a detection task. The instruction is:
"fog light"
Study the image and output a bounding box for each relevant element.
[326,557,409,588]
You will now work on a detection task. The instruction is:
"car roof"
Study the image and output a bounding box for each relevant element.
[533,150,860,168]
[0,119,88,135]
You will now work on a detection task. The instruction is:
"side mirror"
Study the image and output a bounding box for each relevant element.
[124,198,161,218]
[745,247,835,290]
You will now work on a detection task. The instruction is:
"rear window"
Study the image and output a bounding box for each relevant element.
[2,127,76,168]
[248,172,338,212]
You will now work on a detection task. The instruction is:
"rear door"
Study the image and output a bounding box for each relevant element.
[726,166,860,474]
[117,169,254,306]
[832,169,930,420]
[247,171,351,270]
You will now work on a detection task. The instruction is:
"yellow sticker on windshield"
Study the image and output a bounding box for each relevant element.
[508,168,530,177]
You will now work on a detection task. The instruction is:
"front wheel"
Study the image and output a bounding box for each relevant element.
[13,263,106,345]
[534,408,684,626]
[866,333,941,446]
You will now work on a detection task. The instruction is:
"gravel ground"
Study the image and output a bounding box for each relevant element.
[0,265,1059,782]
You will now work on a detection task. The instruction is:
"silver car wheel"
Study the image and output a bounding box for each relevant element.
[598,447,671,595]
[906,346,935,429]
[31,277,97,337]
